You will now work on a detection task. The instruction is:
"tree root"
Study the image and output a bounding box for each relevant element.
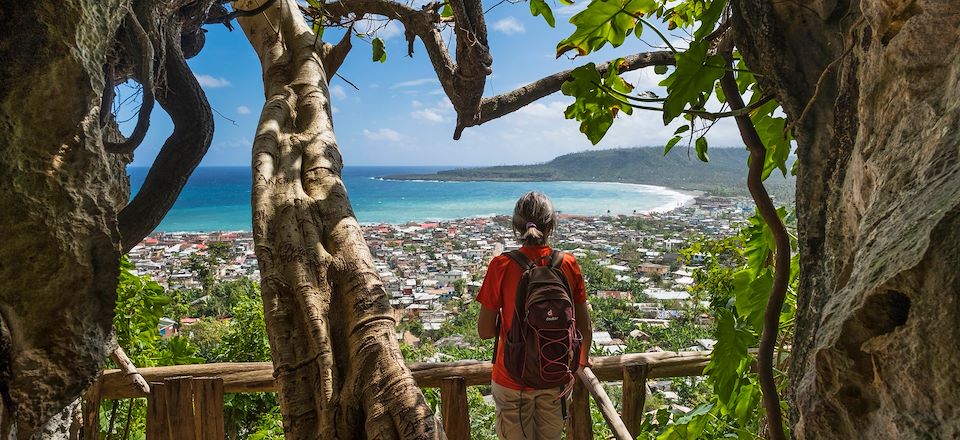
[719,54,791,440]
[117,16,213,252]
[105,11,156,155]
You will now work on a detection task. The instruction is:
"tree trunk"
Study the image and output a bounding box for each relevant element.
[234,1,443,438]
[0,0,130,437]
[733,0,960,438]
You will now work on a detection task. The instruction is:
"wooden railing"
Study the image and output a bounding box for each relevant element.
[88,350,711,439]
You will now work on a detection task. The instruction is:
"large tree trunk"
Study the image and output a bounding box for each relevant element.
[733,0,960,438]
[0,0,129,437]
[234,1,443,438]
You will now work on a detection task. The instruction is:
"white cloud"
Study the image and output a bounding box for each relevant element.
[556,2,588,17]
[411,108,445,123]
[331,105,340,114]
[379,21,404,40]
[196,74,231,88]
[357,18,404,40]
[329,84,347,100]
[392,78,438,88]
[236,105,251,115]
[210,137,251,153]
[492,17,525,35]
[363,128,405,142]
[410,98,454,123]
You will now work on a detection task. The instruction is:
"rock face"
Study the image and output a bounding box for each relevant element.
[0,0,129,436]
[734,0,960,438]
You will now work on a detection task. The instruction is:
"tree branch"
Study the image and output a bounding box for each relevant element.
[118,19,214,253]
[719,52,789,440]
[321,0,493,138]
[322,22,353,78]
[205,0,279,30]
[110,347,150,395]
[324,0,458,94]
[106,11,156,154]
[453,51,675,138]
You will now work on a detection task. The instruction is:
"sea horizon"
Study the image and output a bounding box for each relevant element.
[131,166,696,233]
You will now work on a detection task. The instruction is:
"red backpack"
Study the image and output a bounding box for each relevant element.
[495,250,582,389]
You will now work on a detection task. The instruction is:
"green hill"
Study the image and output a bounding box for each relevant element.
[385,147,795,200]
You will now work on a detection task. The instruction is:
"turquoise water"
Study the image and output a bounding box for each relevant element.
[129,167,693,232]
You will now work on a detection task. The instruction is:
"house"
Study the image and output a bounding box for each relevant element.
[645,288,690,301]
[596,290,632,301]
[637,263,669,276]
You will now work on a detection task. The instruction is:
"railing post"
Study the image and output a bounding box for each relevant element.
[622,364,650,437]
[81,376,101,440]
[567,377,591,440]
[165,376,198,440]
[146,382,168,440]
[193,377,225,440]
[440,377,470,440]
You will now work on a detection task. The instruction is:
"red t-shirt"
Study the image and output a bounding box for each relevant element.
[476,245,587,390]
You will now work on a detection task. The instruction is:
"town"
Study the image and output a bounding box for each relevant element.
[127,195,751,341]
[125,195,752,409]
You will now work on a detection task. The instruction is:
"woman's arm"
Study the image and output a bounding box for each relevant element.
[477,304,499,339]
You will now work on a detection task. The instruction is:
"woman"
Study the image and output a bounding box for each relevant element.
[476,192,592,440]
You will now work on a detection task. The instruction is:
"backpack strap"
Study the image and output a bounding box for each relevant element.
[549,250,565,269]
[549,250,573,296]
[504,250,536,270]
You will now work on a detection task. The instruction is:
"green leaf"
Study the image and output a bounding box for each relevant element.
[559,0,575,5]
[742,208,786,276]
[674,124,689,135]
[693,0,725,40]
[311,21,324,39]
[441,2,453,18]
[732,267,773,333]
[530,0,556,27]
[372,37,387,63]
[556,0,656,57]
[633,19,644,38]
[561,61,633,144]
[735,57,755,94]
[695,136,709,162]
[752,112,792,180]
[731,381,761,426]
[704,309,754,404]
[659,40,725,124]
[663,136,682,155]
[654,64,668,75]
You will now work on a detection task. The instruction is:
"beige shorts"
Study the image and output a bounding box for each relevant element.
[490,382,565,440]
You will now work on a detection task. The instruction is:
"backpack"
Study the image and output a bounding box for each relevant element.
[495,249,582,389]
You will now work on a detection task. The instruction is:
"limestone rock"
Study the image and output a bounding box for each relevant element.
[734,0,960,437]
[0,0,129,436]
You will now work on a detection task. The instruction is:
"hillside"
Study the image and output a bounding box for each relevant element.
[385,147,795,200]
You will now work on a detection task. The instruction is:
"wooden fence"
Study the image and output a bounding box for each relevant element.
[88,350,711,439]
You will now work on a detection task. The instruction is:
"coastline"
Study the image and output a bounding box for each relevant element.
[146,186,707,235]
[142,167,718,234]
[375,176,703,215]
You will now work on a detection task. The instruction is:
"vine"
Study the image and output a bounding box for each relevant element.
[532,0,796,437]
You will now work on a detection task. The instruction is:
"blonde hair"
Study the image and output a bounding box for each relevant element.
[512,192,557,246]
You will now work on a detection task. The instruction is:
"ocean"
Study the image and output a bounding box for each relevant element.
[129,166,694,232]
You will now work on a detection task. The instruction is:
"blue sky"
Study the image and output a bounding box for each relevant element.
[122,1,742,167]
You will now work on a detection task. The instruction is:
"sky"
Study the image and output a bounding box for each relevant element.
[121,1,744,168]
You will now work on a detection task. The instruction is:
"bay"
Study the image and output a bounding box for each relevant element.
[129,166,694,232]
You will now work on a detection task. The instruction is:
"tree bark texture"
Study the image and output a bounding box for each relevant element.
[0,1,130,437]
[733,0,960,438]
[234,1,443,438]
